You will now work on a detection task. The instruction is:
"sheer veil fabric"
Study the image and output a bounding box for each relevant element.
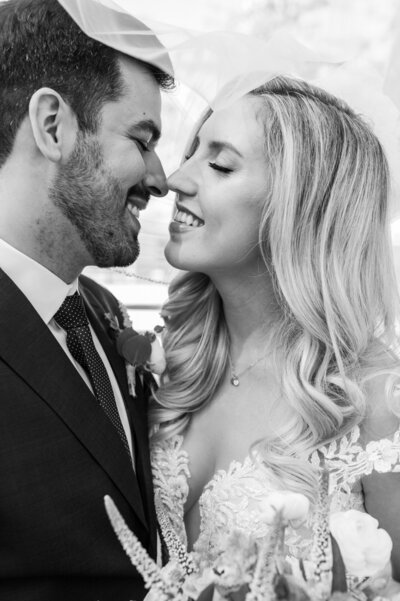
[58,0,400,220]
[57,0,341,110]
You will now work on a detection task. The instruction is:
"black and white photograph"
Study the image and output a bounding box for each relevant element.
[1,1,400,600]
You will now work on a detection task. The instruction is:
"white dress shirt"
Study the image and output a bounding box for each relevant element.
[0,238,134,460]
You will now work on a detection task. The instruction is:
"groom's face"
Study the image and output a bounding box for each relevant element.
[49,57,167,268]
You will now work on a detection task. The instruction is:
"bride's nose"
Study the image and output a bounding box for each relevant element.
[167,164,197,197]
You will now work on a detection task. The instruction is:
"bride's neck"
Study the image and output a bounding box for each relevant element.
[211,269,280,354]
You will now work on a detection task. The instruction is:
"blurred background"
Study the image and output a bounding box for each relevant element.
[84,0,400,330]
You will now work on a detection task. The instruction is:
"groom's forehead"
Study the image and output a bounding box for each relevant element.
[116,57,162,119]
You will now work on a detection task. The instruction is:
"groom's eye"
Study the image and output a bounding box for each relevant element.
[134,139,149,152]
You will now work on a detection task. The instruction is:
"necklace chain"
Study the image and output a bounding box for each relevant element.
[228,352,267,387]
[113,269,267,386]
[112,269,268,386]
[111,268,170,286]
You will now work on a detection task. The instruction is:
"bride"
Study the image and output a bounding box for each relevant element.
[150,75,400,588]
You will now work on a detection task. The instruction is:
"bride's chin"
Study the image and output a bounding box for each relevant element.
[164,242,197,272]
[164,242,182,269]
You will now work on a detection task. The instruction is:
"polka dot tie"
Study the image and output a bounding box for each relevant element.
[54,292,131,459]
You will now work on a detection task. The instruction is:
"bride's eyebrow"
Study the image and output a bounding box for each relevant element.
[189,136,243,158]
[208,140,243,158]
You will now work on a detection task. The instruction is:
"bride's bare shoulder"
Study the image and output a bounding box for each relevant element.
[360,371,400,580]
[361,371,400,443]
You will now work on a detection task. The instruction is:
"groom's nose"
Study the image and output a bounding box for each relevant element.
[143,152,168,197]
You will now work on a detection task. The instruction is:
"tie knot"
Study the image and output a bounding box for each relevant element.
[54,292,88,331]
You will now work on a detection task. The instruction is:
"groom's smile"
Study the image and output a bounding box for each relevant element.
[49,56,167,270]
[125,186,150,231]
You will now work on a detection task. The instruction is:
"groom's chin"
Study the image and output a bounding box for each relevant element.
[91,239,140,269]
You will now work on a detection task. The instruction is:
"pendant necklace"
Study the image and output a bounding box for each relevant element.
[228,352,267,387]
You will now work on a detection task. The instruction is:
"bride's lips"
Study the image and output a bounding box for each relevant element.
[169,221,189,234]
[175,202,203,221]
[169,202,205,234]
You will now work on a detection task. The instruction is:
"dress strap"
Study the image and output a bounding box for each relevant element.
[310,425,400,492]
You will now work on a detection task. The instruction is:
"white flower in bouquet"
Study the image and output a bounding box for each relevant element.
[329,510,392,579]
[259,491,310,528]
[212,531,258,592]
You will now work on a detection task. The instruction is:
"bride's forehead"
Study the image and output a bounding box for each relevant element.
[198,97,263,142]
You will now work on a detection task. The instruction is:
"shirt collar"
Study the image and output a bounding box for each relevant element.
[0,239,79,324]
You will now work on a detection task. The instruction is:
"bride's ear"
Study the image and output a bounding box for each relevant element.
[28,88,78,162]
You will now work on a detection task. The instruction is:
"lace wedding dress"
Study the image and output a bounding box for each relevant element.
[151,426,400,569]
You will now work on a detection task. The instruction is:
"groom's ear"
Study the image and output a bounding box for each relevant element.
[28,88,78,162]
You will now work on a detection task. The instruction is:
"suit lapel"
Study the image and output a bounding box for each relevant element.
[0,269,147,530]
[80,281,157,552]
[80,284,131,402]
[131,372,158,555]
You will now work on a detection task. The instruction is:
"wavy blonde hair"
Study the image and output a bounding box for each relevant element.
[151,76,400,498]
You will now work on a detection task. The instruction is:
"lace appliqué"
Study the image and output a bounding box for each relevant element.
[194,456,277,568]
[151,426,400,570]
[151,435,190,547]
[310,425,400,498]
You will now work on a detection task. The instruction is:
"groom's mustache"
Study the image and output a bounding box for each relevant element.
[126,185,150,208]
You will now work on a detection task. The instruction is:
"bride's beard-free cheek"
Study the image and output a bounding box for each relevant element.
[164,222,262,274]
[164,233,200,270]
[164,223,226,271]
[49,135,140,268]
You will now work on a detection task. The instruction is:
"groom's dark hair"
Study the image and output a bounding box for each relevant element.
[0,0,174,167]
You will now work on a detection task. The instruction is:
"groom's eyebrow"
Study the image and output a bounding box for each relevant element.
[128,119,161,145]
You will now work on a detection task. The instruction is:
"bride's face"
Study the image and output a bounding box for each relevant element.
[165,96,269,276]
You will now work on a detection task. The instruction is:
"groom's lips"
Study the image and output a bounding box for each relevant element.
[124,187,150,234]
[126,185,150,209]
[126,195,149,211]
[125,190,149,237]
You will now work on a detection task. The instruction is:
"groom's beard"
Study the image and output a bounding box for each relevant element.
[49,133,140,268]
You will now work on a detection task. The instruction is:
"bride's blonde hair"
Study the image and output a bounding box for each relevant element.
[151,76,400,497]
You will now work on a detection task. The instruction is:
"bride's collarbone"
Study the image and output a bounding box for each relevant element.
[181,384,288,508]
[184,380,286,450]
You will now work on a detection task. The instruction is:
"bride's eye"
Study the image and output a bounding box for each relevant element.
[208,162,232,174]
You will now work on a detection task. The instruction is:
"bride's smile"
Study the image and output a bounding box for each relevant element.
[171,203,205,230]
[165,96,269,277]
[151,75,400,596]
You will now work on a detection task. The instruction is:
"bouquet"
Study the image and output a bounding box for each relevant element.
[104,469,396,601]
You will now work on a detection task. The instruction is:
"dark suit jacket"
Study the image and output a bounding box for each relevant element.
[0,270,157,601]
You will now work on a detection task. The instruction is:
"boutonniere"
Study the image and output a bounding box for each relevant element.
[104,302,166,397]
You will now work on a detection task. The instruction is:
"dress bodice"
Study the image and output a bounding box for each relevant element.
[151,426,400,569]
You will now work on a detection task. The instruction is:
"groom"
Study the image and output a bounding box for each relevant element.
[0,1,173,600]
